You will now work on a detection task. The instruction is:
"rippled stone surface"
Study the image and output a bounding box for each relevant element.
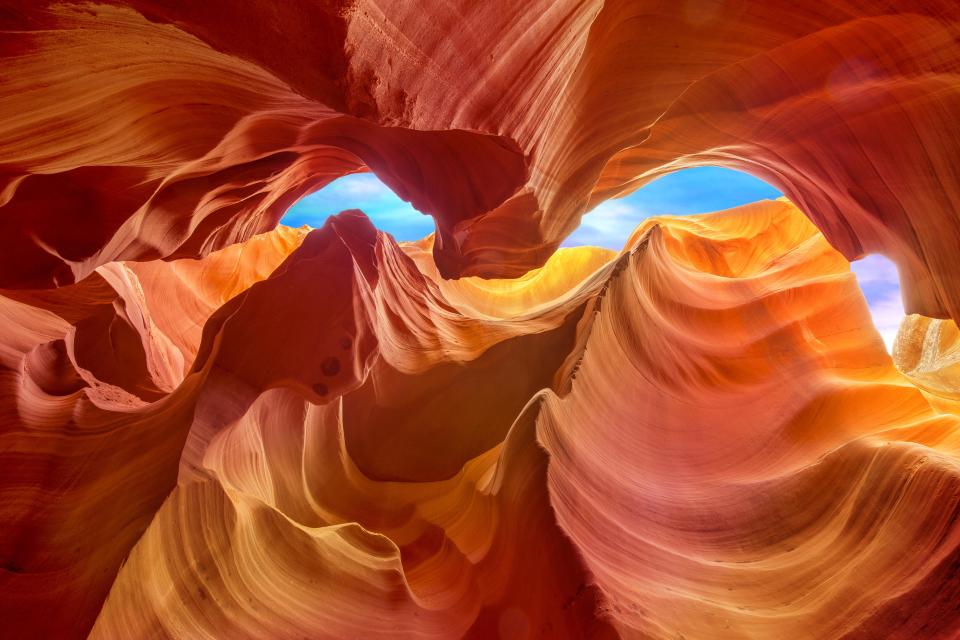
[2,3,960,639]
[3,2,959,316]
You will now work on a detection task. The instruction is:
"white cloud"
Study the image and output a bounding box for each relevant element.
[563,200,646,249]
[332,174,394,198]
[850,254,900,285]
[850,254,904,353]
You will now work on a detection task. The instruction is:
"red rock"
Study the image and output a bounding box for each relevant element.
[2,4,960,638]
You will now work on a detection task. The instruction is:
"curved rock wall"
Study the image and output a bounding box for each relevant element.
[3,2,959,318]
[2,3,960,639]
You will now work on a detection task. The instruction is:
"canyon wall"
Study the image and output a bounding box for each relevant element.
[2,2,960,638]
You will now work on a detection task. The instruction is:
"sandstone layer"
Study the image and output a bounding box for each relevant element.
[3,2,960,639]
[1,198,959,638]
[2,2,959,320]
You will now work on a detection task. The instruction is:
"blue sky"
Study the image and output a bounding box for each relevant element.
[282,173,435,240]
[850,255,904,351]
[281,168,903,351]
[562,167,781,248]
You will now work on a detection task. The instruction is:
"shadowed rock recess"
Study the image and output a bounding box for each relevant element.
[2,3,960,639]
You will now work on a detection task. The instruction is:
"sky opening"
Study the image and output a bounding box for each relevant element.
[281,168,904,352]
[282,173,432,240]
[562,167,781,248]
[850,254,905,352]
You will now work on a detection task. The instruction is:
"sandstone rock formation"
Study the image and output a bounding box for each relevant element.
[3,2,959,317]
[2,2,960,639]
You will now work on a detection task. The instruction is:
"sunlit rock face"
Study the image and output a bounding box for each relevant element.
[2,3,960,639]
[3,2,960,317]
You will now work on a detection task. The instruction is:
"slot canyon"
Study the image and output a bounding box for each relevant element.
[2,2,960,638]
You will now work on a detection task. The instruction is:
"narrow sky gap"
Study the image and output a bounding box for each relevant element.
[562,167,782,248]
[281,168,903,352]
[283,173,433,241]
[850,255,905,352]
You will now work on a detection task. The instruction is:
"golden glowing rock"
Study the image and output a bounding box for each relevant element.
[2,2,959,319]
[894,315,960,415]
[3,3,960,638]
[5,198,960,637]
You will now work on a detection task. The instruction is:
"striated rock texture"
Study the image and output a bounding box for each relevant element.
[3,198,960,638]
[3,2,960,639]
[2,1,960,319]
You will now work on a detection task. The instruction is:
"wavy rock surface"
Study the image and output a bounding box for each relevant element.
[894,315,960,416]
[539,202,960,638]
[4,197,960,638]
[3,3,960,639]
[2,2,960,321]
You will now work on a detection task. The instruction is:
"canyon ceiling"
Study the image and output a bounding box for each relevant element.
[2,1,960,639]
